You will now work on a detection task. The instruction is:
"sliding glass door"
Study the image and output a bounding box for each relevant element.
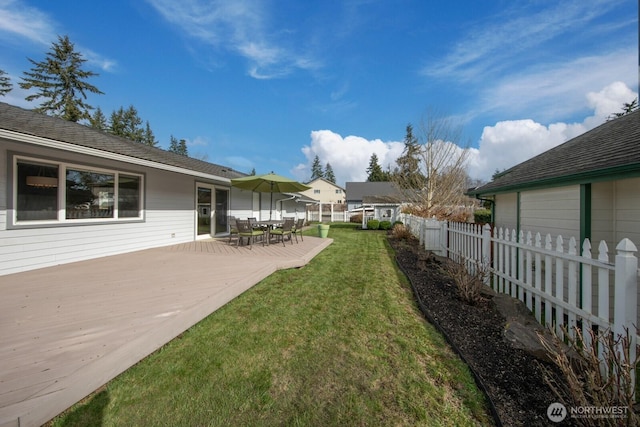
[214,188,229,235]
[196,184,230,238]
[197,186,212,237]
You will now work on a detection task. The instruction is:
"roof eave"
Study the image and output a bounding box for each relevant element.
[1,128,231,184]
[470,163,640,196]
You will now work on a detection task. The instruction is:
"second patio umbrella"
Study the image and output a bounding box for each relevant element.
[231,172,311,219]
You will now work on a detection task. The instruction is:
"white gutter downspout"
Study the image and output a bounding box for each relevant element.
[276,194,297,220]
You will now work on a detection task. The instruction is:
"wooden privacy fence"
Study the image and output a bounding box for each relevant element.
[399,214,639,381]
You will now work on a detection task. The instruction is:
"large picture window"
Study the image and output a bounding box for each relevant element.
[16,161,59,221]
[66,169,115,219]
[14,157,143,224]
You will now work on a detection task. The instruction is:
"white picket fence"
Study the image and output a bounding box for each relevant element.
[399,214,639,381]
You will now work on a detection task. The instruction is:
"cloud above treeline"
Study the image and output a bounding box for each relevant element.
[293,81,638,186]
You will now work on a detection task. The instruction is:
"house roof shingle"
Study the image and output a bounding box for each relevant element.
[345,181,402,203]
[470,110,640,195]
[0,102,245,180]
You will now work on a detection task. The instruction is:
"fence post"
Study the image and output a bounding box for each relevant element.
[613,238,638,396]
[481,224,491,286]
[614,238,638,336]
[443,221,449,259]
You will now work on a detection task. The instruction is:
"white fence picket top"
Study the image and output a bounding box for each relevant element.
[534,233,542,325]
[582,238,593,350]
[544,234,553,331]
[398,214,639,386]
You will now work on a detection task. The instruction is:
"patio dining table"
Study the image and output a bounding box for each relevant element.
[256,220,284,228]
[253,220,284,245]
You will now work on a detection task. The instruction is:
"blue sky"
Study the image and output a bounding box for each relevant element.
[1,0,637,186]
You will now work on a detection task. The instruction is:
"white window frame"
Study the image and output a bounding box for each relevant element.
[11,155,144,226]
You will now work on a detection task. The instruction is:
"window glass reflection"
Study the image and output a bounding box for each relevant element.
[118,174,141,218]
[66,169,115,219]
[16,162,59,221]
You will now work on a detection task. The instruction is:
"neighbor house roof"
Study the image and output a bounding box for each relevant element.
[0,102,245,181]
[304,177,345,191]
[469,110,640,196]
[345,181,402,203]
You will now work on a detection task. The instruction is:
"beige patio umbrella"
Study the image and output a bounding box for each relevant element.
[231,172,311,219]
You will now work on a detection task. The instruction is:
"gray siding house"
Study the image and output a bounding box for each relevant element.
[345,181,403,224]
[0,102,252,276]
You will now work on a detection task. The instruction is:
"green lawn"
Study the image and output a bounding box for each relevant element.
[50,223,491,427]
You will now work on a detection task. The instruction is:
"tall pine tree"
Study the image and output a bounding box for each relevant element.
[168,135,189,156]
[394,124,425,188]
[20,35,103,122]
[89,107,107,131]
[366,153,387,181]
[142,121,158,147]
[310,155,324,180]
[110,105,144,142]
[324,163,336,183]
[0,69,12,96]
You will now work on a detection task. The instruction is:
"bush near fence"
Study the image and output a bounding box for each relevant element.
[367,219,380,230]
[473,209,491,224]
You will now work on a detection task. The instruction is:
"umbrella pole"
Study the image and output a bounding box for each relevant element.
[270,181,274,220]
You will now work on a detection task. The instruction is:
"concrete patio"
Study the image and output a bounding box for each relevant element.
[0,235,332,427]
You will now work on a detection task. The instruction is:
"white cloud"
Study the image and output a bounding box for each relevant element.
[423,0,620,82]
[296,81,638,186]
[0,1,117,73]
[82,48,118,73]
[467,81,638,180]
[292,130,403,185]
[478,49,636,122]
[0,0,56,45]
[146,0,319,79]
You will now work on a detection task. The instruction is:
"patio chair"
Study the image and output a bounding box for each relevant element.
[236,219,265,249]
[270,218,295,247]
[228,216,238,244]
[292,218,305,243]
[248,217,266,242]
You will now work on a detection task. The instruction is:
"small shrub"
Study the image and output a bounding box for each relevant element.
[367,219,380,230]
[379,220,392,230]
[393,220,403,226]
[443,260,486,305]
[473,209,491,224]
[350,213,363,224]
[391,223,413,240]
[538,326,639,427]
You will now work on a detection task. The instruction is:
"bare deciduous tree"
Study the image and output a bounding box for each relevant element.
[393,110,473,220]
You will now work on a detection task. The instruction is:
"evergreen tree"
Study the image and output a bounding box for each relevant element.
[142,121,158,147]
[310,155,324,180]
[89,107,107,131]
[324,162,336,183]
[110,105,144,142]
[366,153,386,181]
[0,69,12,96]
[607,98,638,120]
[250,168,256,176]
[168,135,189,156]
[178,139,188,156]
[394,123,425,188]
[19,35,103,122]
[169,135,179,152]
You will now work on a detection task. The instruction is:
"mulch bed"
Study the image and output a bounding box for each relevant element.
[389,235,575,426]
